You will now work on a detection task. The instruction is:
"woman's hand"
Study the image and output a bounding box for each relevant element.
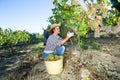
[67,31,74,38]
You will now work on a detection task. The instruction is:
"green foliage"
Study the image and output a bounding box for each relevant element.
[79,36,100,50]
[0,27,42,53]
[103,8,120,26]
[118,0,120,2]
[110,0,120,11]
[50,0,90,41]
[49,0,120,49]
[14,30,30,43]
[36,33,43,39]
[0,27,5,46]
[0,28,30,47]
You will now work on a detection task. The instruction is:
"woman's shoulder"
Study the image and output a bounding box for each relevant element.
[48,34,55,39]
[49,34,54,37]
[48,34,60,39]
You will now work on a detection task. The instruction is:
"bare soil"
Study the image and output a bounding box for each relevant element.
[0,37,120,80]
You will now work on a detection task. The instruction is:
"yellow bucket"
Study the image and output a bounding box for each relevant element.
[45,56,63,75]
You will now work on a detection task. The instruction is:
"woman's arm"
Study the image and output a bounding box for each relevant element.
[61,36,70,45]
[61,32,74,45]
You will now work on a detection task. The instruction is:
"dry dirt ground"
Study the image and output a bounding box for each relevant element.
[30,37,120,80]
[0,37,120,80]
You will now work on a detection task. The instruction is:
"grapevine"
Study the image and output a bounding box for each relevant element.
[48,0,120,48]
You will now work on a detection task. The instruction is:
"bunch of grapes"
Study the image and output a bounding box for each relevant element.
[45,54,62,61]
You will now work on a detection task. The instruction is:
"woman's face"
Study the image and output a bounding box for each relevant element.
[53,26,60,34]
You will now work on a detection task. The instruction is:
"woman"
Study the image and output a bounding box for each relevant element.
[43,24,74,59]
